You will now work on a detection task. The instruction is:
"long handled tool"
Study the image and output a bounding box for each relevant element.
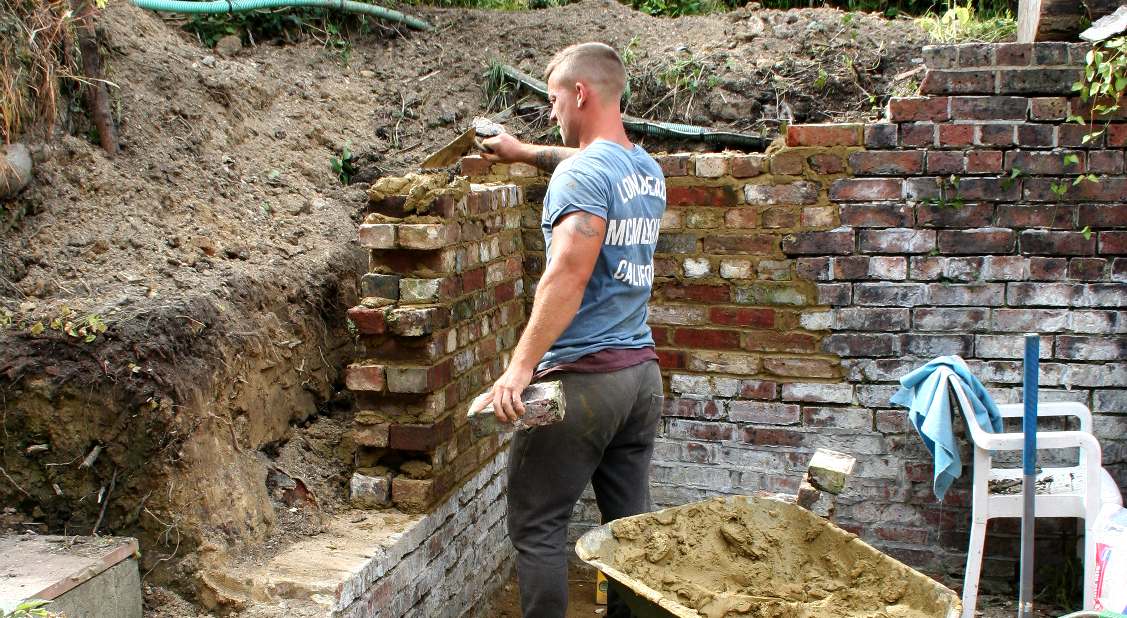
[1018,333,1039,618]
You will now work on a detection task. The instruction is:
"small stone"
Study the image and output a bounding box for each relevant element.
[200,55,216,67]
[214,34,242,57]
[1,143,32,199]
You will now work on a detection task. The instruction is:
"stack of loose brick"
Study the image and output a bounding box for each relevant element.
[345,179,527,512]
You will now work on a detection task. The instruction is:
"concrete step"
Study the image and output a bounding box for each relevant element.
[0,534,141,618]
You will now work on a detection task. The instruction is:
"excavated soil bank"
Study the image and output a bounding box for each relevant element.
[607,496,957,618]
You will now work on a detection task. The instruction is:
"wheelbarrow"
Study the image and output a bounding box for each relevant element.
[576,495,961,618]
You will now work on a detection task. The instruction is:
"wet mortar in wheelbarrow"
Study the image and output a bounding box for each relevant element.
[576,495,961,618]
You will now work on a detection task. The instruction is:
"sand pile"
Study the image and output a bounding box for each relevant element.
[608,496,955,618]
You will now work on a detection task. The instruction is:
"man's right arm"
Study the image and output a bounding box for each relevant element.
[480,134,578,172]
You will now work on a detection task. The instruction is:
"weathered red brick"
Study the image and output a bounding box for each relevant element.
[702,233,779,255]
[391,477,436,513]
[656,153,691,176]
[996,43,1033,66]
[887,97,950,122]
[995,204,1075,229]
[731,154,767,178]
[346,364,385,391]
[821,333,901,357]
[1029,257,1068,280]
[829,178,902,201]
[849,151,925,175]
[781,228,855,255]
[710,307,775,328]
[938,228,1015,254]
[741,427,805,447]
[938,124,975,147]
[1017,126,1059,152]
[1101,231,1127,256]
[1005,150,1084,175]
[859,229,936,254]
[744,332,820,353]
[1025,178,1127,202]
[966,150,1004,174]
[673,328,741,350]
[389,417,453,451]
[1030,97,1068,120]
[998,68,1082,95]
[952,177,1021,201]
[1059,123,1104,148]
[744,181,820,206]
[951,96,1028,120]
[1108,124,1127,147]
[920,70,994,95]
[808,153,845,175]
[656,349,686,370]
[662,398,724,419]
[347,306,387,335]
[661,283,731,303]
[1069,258,1107,281]
[769,150,805,175]
[925,150,964,174]
[763,357,838,378]
[839,203,913,228]
[913,307,990,331]
[980,124,1017,146]
[1020,230,1096,256]
[459,155,492,176]
[1079,204,1127,228]
[916,203,994,228]
[667,185,738,207]
[786,124,862,147]
[900,123,936,147]
[865,123,899,149]
[729,402,800,425]
[1088,151,1125,175]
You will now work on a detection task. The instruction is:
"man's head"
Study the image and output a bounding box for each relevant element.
[544,42,626,147]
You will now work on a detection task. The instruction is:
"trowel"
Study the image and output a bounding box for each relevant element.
[420,116,506,169]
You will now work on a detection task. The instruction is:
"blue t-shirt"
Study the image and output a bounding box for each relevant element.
[538,139,666,370]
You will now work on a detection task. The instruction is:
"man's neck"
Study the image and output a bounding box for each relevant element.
[577,112,632,150]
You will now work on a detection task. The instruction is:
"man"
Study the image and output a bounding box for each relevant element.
[470,42,666,617]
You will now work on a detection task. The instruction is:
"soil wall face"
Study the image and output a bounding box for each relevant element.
[355,40,1125,593]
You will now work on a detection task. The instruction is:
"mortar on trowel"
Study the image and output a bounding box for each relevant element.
[576,448,962,618]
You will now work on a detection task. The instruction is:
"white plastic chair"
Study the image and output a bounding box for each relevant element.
[940,364,1122,617]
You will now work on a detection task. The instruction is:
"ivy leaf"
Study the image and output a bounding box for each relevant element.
[1080,225,1092,241]
[1063,154,1080,167]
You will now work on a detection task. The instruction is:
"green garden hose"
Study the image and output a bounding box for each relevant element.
[499,64,769,151]
[1058,611,1126,617]
[129,0,433,31]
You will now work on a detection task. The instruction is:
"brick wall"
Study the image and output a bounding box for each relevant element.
[336,451,512,617]
[345,180,527,513]
[351,40,1124,597]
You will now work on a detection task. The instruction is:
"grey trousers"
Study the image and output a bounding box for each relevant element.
[506,360,664,618]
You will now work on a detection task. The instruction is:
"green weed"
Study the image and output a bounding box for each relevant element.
[3,599,56,618]
[917,1,1016,43]
[330,141,357,185]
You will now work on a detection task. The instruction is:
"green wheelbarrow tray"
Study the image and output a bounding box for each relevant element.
[575,495,962,618]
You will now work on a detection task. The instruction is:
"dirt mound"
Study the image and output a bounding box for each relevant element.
[0,0,932,609]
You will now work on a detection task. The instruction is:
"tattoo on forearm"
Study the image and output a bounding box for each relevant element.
[533,148,567,172]
[571,213,601,238]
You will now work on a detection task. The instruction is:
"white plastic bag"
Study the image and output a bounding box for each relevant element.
[1095,503,1127,612]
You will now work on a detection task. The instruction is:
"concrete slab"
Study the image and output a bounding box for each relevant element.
[0,534,140,616]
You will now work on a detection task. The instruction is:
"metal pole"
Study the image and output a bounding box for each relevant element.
[1017,334,1039,618]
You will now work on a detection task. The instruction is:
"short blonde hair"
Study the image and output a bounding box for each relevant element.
[544,42,626,103]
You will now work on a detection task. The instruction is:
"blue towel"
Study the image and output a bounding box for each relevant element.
[890,356,1003,500]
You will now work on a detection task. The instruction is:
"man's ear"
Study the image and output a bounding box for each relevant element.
[575,80,589,109]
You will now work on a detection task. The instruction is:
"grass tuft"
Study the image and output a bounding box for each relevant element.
[916,1,1016,43]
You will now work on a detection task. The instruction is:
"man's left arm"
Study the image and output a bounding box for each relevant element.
[477,210,606,422]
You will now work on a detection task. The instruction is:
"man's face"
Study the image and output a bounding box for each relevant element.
[547,72,580,148]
